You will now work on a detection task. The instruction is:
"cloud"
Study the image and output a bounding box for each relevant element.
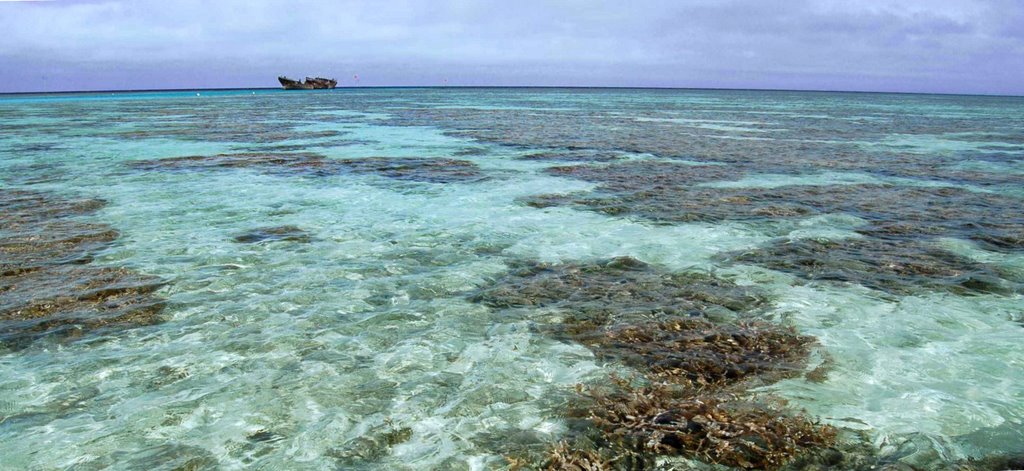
[0,0,1021,93]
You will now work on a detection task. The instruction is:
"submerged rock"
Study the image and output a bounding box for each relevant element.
[725,238,1021,296]
[328,424,414,466]
[0,189,166,348]
[232,225,312,244]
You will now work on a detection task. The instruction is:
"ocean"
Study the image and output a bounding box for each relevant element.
[1,88,1022,469]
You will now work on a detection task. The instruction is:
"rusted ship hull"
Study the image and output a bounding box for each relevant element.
[278,76,337,90]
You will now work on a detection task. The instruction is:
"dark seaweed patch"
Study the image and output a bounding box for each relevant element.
[517,151,624,163]
[5,142,65,153]
[0,189,166,348]
[234,144,312,153]
[335,157,486,183]
[233,139,379,153]
[725,238,1020,296]
[453,147,489,156]
[546,160,744,191]
[232,225,312,244]
[115,120,346,144]
[127,152,338,175]
[0,162,69,186]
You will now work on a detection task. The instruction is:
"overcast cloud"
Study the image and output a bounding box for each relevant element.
[1,0,1022,94]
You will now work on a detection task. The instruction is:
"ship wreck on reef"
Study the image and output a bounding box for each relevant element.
[277,76,337,90]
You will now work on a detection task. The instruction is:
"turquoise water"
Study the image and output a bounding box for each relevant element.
[1,88,1023,469]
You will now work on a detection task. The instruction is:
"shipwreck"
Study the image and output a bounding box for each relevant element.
[278,76,338,90]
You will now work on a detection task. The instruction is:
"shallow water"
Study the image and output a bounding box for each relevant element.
[1,88,1022,469]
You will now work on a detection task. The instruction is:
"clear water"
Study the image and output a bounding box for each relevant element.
[1,88,1022,469]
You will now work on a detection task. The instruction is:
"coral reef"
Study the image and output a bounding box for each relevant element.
[335,157,486,183]
[725,238,1021,296]
[518,151,623,163]
[590,318,814,388]
[382,104,1023,189]
[576,379,836,470]
[523,162,1023,296]
[129,153,486,183]
[471,257,765,328]
[127,152,338,175]
[0,189,166,348]
[532,168,1024,251]
[474,257,833,469]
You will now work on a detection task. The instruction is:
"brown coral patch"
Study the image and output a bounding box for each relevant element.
[127,152,338,175]
[382,103,1021,189]
[589,318,815,388]
[545,161,744,192]
[335,157,486,183]
[0,189,107,222]
[575,379,836,470]
[724,238,1020,296]
[472,257,833,469]
[471,257,765,327]
[1,266,166,345]
[129,153,486,183]
[536,441,621,470]
[1,189,116,274]
[518,151,624,163]
[1,220,119,274]
[533,166,1024,252]
[0,189,166,348]
[525,168,1024,295]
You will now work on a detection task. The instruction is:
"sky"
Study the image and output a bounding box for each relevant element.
[1,0,1022,94]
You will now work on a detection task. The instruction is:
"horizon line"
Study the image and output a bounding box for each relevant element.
[0,84,1021,99]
